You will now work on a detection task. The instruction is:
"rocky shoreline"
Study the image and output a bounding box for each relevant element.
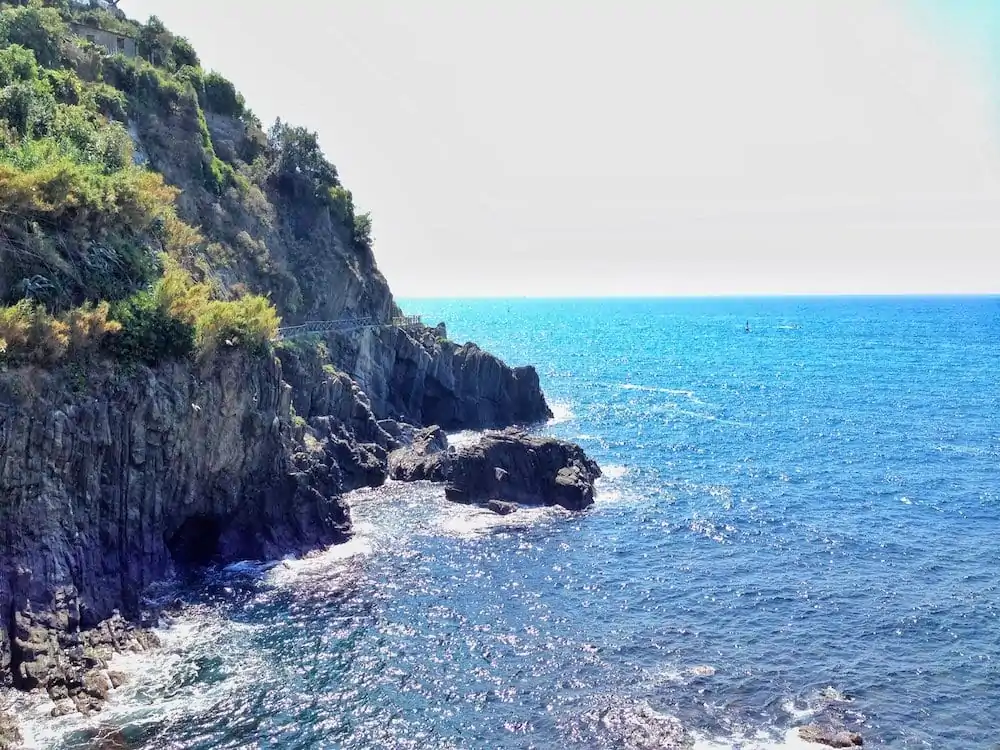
[0,318,593,743]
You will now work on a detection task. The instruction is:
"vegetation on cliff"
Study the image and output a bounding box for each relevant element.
[0,0,385,369]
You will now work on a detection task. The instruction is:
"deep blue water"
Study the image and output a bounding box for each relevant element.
[19,297,1000,749]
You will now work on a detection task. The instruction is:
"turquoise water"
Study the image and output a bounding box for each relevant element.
[21,297,1000,748]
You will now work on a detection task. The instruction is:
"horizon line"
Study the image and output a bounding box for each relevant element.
[395,291,1000,300]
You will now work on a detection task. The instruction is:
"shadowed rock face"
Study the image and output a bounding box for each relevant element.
[0,353,360,702]
[444,429,601,511]
[318,326,553,430]
[389,428,602,511]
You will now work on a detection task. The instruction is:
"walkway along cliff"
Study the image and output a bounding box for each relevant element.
[0,0,571,726]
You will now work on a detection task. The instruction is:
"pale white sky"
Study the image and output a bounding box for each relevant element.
[125,0,1000,297]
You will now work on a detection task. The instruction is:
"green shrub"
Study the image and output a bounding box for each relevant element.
[328,185,354,223]
[0,299,68,364]
[0,78,55,137]
[45,68,82,105]
[47,103,133,172]
[196,293,279,356]
[108,289,195,363]
[203,70,244,117]
[0,298,120,366]
[175,64,204,105]
[86,81,128,120]
[100,52,139,94]
[267,120,339,202]
[171,36,199,69]
[102,53,186,111]
[0,144,189,308]
[0,44,38,87]
[353,211,373,251]
[137,15,172,68]
[0,2,66,69]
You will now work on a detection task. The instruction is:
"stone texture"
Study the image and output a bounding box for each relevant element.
[444,429,601,511]
[388,426,450,482]
[799,724,864,747]
[0,352,358,698]
[0,708,19,750]
[390,427,601,511]
[322,325,553,430]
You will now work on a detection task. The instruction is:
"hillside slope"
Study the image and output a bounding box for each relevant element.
[0,0,552,724]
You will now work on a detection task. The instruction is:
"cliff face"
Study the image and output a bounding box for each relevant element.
[0,326,553,698]
[0,352,364,695]
[318,326,553,430]
[0,1,556,722]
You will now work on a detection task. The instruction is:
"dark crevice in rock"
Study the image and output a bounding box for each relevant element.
[6,607,23,692]
[168,515,224,568]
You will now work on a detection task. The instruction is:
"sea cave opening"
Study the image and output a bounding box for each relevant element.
[168,514,223,567]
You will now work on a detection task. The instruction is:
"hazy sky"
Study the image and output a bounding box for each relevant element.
[124,0,1000,297]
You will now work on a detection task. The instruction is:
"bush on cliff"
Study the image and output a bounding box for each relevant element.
[203,70,244,118]
[0,1,65,68]
[109,258,279,363]
[0,298,119,365]
[196,293,279,356]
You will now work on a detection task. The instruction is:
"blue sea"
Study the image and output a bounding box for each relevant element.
[16,297,1000,749]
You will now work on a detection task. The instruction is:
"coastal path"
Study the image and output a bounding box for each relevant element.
[274,315,423,341]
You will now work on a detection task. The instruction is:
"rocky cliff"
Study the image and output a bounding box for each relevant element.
[0,1,557,726]
[284,324,552,430]
[0,322,553,706]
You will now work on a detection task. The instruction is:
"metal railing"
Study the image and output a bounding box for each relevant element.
[274,315,423,341]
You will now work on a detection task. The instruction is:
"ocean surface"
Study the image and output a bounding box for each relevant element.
[14,297,1000,749]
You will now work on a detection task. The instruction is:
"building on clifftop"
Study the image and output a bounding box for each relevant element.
[69,21,138,58]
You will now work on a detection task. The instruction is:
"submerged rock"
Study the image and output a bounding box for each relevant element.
[597,700,689,750]
[485,499,519,516]
[444,429,601,511]
[799,724,864,747]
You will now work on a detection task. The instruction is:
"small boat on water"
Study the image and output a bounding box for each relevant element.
[745,320,751,333]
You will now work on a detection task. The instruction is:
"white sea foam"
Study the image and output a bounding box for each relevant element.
[435,503,559,538]
[601,464,629,479]
[447,429,482,448]
[693,727,817,749]
[548,401,575,424]
[264,535,373,585]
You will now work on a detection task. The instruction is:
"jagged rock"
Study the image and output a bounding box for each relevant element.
[799,724,864,747]
[50,699,75,717]
[390,427,600,510]
[444,429,601,511]
[486,499,518,516]
[377,419,403,438]
[0,353,352,697]
[0,708,20,750]
[322,327,553,430]
[388,426,451,482]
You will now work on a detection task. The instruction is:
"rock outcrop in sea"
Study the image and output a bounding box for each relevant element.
[389,427,602,511]
[798,724,864,747]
